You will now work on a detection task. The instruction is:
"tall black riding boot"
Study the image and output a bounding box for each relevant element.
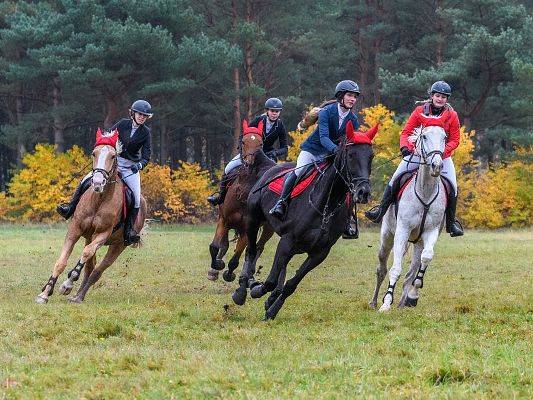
[342,198,359,239]
[124,206,141,246]
[446,190,464,237]
[269,172,298,220]
[56,178,92,220]
[364,185,394,223]
[207,173,229,206]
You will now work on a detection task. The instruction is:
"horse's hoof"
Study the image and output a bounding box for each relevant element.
[59,281,73,296]
[212,259,225,271]
[232,287,247,306]
[67,296,82,304]
[207,269,219,281]
[405,296,418,307]
[222,270,236,282]
[250,284,266,299]
[369,301,377,309]
[378,303,391,313]
[35,295,48,304]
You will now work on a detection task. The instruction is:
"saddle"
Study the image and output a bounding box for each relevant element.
[268,162,330,198]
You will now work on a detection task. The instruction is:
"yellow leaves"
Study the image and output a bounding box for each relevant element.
[287,126,312,162]
[142,161,214,223]
[360,104,401,161]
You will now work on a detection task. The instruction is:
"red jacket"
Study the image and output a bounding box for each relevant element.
[400,105,461,159]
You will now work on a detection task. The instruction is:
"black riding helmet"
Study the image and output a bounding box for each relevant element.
[130,99,153,120]
[428,81,452,97]
[334,80,360,100]
[265,97,283,110]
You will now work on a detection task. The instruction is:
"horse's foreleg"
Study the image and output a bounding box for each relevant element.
[399,242,422,308]
[207,220,228,281]
[232,217,260,306]
[35,231,81,304]
[250,236,293,300]
[405,228,439,308]
[370,230,393,309]
[59,237,92,296]
[379,228,410,312]
[223,234,247,282]
[69,242,125,303]
[264,249,330,320]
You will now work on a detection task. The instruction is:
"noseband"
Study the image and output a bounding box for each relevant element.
[92,154,117,185]
[335,142,370,195]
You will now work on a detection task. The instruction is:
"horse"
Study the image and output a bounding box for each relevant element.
[370,126,447,312]
[233,122,377,320]
[207,130,276,282]
[35,129,147,304]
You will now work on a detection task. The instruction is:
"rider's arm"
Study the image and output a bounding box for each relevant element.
[444,111,461,158]
[399,109,420,152]
[318,107,338,153]
[273,121,288,159]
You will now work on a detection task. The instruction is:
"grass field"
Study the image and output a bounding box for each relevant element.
[0,224,531,399]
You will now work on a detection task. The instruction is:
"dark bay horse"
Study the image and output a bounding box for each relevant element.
[233,123,378,319]
[207,130,276,282]
[36,129,147,304]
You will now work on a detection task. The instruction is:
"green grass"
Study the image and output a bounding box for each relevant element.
[0,224,531,399]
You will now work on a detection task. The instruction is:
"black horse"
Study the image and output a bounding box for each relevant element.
[232,126,377,320]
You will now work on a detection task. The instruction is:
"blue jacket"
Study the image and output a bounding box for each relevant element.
[300,102,359,156]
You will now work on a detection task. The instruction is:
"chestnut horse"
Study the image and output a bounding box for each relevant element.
[35,129,147,304]
[207,129,276,282]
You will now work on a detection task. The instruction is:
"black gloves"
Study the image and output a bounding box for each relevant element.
[130,162,143,173]
[401,147,412,157]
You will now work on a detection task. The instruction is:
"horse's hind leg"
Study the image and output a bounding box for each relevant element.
[370,229,393,309]
[265,249,330,320]
[399,242,422,308]
[264,265,286,311]
[69,242,125,303]
[72,253,96,299]
[35,230,81,304]
[253,224,275,264]
[223,233,247,282]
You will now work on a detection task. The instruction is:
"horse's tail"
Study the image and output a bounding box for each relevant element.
[297,99,337,132]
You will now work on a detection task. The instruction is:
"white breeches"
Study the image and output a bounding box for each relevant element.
[118,157,141,207]
[388,155,458,195]
[294,151,325,177]
[224,154,243,175]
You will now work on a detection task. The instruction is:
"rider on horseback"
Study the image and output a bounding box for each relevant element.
[364,81,464,237]
[56,99,153,246]
[207,97,288,206]
[269,80,361,239]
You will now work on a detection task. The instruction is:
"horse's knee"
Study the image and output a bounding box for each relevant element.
[421,248,434,265]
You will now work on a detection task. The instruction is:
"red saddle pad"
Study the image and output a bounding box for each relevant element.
[268,163,328,199]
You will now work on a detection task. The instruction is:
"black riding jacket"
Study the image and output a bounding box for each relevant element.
[110,118,152,168]
[249,114,288,160]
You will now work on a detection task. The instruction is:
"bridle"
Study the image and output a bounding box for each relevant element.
[92,147,118,187]
[405,127,445,168]
[240,134,263,167]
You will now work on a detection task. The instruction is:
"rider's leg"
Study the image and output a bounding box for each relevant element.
[121,169,141,246]
[56,173,93,219]
[365,156,420,223]
[269,150,319,219]
[442,157,463,237]
[207,154,242,206]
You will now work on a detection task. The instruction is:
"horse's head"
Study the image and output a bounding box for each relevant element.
[92,128,120,192]
[409,126,446,177]
[337,122,378,204]
[241,119,264,167]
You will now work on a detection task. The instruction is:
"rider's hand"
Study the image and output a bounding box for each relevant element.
[130,162,143,173]
[266,150,277,160]
[400,147,412,157]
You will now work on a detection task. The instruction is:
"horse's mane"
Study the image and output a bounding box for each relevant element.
[115,139,123,154]
[408,126,424,144]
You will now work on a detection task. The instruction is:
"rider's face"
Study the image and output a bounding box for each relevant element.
[133,112,148,125]
[266,109,281,121]
[431,93,448,108]
[342,92,358,109]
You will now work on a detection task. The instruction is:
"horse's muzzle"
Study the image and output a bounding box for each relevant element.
[354,183,371,204]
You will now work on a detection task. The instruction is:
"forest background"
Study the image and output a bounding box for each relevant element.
[0,0,531,227]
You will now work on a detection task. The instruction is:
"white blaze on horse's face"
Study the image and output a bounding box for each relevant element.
[92,145,116,193]
[412,126,446,177]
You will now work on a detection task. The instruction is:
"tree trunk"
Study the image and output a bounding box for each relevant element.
[52,77,65,153]
[16,84,26,168]
[104,94,123,128]
[232,0,242,154]
[435,0,443,67]
[160,119,168,165]
[245,0,254,120]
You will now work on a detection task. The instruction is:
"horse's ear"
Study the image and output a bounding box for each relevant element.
[257,120,264,136]
[96,127,102,140]
[242,119,249,133]
[345,120,356,142]
[365,123,379,142]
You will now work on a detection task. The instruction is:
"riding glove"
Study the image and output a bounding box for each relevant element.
[400,146,412,157]
[130,162,143,173]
